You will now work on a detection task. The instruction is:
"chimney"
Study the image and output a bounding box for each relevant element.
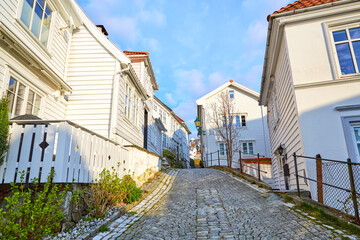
[96,25,108,36]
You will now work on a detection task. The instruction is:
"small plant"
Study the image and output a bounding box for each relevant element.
[128,211,137,215]
[258,184,263,188]
[0,97,9,167]
[284,195,294,203]
[0,169,68,239]
[83,168,142,218]
[99,224,110,233]
[251,181,255,184]
[163,149,183,168]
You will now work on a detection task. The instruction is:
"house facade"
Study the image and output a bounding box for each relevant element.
[153,96,191,167]
[260,0,360,198]
[196,80,270,170]
[0,0,163,185]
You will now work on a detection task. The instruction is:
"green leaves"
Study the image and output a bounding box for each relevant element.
[0,169,67,239]
[0,97,9,167]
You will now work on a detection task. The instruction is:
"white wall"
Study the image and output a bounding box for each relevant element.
[201,84,270,166]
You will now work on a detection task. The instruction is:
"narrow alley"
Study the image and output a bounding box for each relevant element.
[94,169,343,240]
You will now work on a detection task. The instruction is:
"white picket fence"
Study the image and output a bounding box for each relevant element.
[0,120,129,184]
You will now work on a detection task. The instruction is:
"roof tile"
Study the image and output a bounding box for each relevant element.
[123,50,149,56]
[269,0,339,20]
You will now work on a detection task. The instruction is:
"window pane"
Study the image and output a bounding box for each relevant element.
[40,13,51,46]
[45,6,51,15]
[241,115,246,126]
[20,0,34,27]
[243,143,247,154]
[8,92,15,116]
[37,0,44,7]
[350,27,360,39]
[30,3,43,37]
[352,41,360,71]
[8,77,17,93]
[333,30,348,42]
[249,143,253,154]
[355,127,360,142]
[335,43,356,75]
[220,143,224,155]
[15,84,26,116]
[236,115,240,127]
[28,90,35,104]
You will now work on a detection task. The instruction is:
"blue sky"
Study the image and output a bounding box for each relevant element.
[76,0,292,138]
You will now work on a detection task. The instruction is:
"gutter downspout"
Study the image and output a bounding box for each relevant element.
[109,61,121,140]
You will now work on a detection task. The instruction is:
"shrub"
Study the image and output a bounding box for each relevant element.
[163,149,183,168]
[84,168,142,218]
[0,97,9,167]
[199,160,204,168]
[99,224,110,233]
[0,169,67,239]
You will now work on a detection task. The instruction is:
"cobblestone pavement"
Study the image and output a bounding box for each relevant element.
[94,168,354,240]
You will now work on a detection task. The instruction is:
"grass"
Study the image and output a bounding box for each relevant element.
[251,181,255,184]
[128,211,137,215]
[258,184,263,188]
[295,201,360,236]
[99,224,110,233]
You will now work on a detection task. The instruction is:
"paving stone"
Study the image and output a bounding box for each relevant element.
[91,169,346,239]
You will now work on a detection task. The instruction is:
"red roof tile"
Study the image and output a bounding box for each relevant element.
[269,0,339,21]
[123,50,149,56]
[177,116,185,123]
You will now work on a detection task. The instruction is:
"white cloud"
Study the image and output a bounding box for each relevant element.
[243,21,267,47]
[165,93,177,106]
[139,9,166,26]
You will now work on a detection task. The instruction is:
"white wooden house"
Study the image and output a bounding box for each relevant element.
[196,80,271,180]
[0,0,161,186]
[260,0,360,200]
[153,96,191,167]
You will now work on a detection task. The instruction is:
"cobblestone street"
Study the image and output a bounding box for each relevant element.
[94,169,349,240]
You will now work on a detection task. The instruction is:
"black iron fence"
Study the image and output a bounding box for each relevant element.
[293,153,360,221]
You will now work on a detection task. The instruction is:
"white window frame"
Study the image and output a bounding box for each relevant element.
[219,143,228,156]
[324,17,360,80]
[342,115,360,163]
[6,74,43,118]
[17,0,54,48]
[241,141,254,155]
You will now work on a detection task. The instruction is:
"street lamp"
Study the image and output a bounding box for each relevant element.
[194,117,201,128]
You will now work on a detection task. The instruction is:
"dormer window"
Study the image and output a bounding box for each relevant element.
[20,0,52,46]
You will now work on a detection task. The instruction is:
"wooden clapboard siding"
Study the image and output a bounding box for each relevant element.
[0,1,70,79]
[268,40,305,190]
[66,25,116,138]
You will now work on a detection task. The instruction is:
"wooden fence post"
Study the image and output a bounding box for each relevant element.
[316,154,323,204]
[239,150,242,173]
[211,152,213,167]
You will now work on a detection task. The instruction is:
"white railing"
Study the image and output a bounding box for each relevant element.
[0,120,129,184]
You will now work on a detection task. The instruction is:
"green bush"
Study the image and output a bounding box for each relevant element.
[0,169,68,239]
[199,160,204,168]
[163,149,183,168]
[84,168,142,218]
[0,97,9,167]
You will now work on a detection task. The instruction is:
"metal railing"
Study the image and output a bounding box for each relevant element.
[204,150,270,182]
[293,153,360,221]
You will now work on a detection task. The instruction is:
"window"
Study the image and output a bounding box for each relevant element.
[242,142,253,155]
[219,143,228,156]
[222,116,226,127]
[241,115,246,126]
[163,113,167,124]
[229,116,233,126]
[332,27,360,75]
[132,94,136,121]
[236,115,240,127]
[125,83,129,117]
[128,89,131,119]
[353,125,360,159]
[153,104,157,112]
[20,0,52,46]
[229,90,234,99]
[7,77,41,118]
[271,87,280,127]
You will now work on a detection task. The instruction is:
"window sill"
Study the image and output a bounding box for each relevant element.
[14,18,52,58]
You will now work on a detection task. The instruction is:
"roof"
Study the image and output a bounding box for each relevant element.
[269,0,339,20]
[196,80,259,105]
[177,116,185,123]
[123,51,149,56]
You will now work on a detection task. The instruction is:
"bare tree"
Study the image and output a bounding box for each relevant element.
[208,90,241,168]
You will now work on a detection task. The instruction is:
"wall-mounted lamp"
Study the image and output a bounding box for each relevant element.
[277,144,284,156]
